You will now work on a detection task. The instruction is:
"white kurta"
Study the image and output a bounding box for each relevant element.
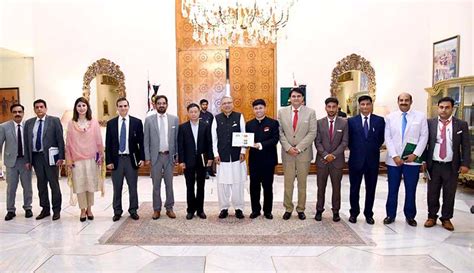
[211,113,248,210]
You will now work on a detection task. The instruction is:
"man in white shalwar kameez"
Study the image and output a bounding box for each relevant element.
[211,96,247,219]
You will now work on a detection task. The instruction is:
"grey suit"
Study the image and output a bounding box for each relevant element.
[24,115,65,214]
[0,121,32,212]
[144,113,179,211]
[426,117,471,220]
[314,117,348,213]
[278,105,317,213]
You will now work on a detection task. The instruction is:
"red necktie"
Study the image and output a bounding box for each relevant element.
[329,119,334,142]
[439,119,450,159]
[293,109,298,131]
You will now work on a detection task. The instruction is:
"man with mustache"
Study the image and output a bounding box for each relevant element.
[0,104,33,220]
[384,93,428,226]
[144,95,179,220]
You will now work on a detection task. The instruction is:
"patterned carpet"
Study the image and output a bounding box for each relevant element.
[101,202,369,246]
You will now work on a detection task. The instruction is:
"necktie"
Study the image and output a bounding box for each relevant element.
[119,118,126,153]
[329,119,334,142]
[293,109,298,131]
[159,115,167,152]
[401,112,407,142]
[35,119,43,151]
[363,116,369,139]
[17,124,23,157]
[439,119,449,159]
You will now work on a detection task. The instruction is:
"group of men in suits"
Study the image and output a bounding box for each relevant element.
[1,99,65,221]
[1,91,470,231]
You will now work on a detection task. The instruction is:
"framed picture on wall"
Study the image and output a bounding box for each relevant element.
[433,35,460,84]
[0,87,20,123]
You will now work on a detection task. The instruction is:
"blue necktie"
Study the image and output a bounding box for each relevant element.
[35,120,43,151]
[119,118,126,153]
[401,112,407,142]
[363,116,369,138]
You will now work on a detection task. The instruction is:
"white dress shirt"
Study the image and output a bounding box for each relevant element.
[157,112,169,151]
[433,116,453,162]
[360,113,371,128]
[190,120,199,150]
[14,121,25,155]
[385,110,428,166]
[118,115,130,154]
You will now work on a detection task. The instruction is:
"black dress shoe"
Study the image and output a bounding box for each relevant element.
[348,216,357,223]
[87,215,94,221]
[406,218,417,227]
[130,213,139,220]
[282,212,291,220]
[249,212,261,219]
[36,211,50,220]
[218,209,228,219]
[264,213,273,219]
[383,217,395,225]
[298,212,306,220]
[25,210,33,218]
[186,212,194,220]
[314,211,322,221]
[197,212,207,219]
[80,216,86,222]
[5,212,16,221]
[333,213,341,222]
[112,215,121,222]
[366,217,375,225]
[235,209,245,219]
[52,213,60,221]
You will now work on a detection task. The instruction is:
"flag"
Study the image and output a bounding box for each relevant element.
[147,80,151,111]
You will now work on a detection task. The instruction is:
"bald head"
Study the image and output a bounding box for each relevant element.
[397,92,412,112]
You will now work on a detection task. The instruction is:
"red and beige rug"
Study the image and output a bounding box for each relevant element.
[100,202,369,246]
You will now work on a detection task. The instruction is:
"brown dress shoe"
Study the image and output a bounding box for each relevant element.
[152,211,161,220]
[441,219,454,231]
[424,218,436,228]
[166,210,176,219]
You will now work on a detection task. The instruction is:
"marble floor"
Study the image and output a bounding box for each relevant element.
[0,173,473,273]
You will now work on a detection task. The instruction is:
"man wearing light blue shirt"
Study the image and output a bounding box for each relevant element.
[384,93,428,226]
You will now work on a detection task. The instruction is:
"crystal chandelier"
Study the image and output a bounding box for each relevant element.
[181,0,296,45]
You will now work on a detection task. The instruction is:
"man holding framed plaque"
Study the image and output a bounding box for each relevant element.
[246,99,279,219]
[211,96,247,219]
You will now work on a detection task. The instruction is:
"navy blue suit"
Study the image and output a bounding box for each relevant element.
[348,114,385,218]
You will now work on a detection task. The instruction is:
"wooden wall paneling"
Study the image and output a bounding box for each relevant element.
[229,47,276,122]
[177,49,227,123]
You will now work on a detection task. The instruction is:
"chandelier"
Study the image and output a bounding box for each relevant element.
[181,0,297,46]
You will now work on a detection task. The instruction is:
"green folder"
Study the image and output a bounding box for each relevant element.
[401,142,425,163]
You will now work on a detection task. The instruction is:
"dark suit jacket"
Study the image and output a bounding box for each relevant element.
[314,116,348,169]
[426,117,471,172]
[177,120,214,169]
[245,116,279,170]
[348,114,385,170]
[24,115,65,164]
[105,115,145,170]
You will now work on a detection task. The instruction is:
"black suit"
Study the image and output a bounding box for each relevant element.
[245,117,279,214]
[105,115,144,215]
[178,121,213,214]
[426,117,471,220]
[24,115,65,214]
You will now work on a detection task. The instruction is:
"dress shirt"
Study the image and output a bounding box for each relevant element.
[360,113,371,128]
[118,115,130,154]
[32,116,45,152]
[190,120,199,151]
[157,112,169,151]
[384,110,428,166]
[433,116,453,162]
[14,121,25,155]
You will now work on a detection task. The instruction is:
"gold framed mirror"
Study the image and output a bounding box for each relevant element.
[330,54,376,117]
[82,58,126,126]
